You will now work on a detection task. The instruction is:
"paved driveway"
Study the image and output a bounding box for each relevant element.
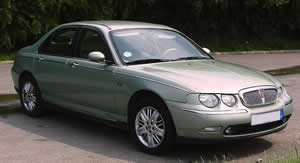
[0,74,299,162]
[0,63,15,95]
[214,52,300,71]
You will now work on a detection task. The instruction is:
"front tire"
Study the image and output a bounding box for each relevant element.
[20,76,45,117]
[129,97,175,154]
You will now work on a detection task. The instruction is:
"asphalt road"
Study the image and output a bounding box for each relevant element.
[0,74,299,161]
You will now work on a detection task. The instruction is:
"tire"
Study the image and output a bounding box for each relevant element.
[129,96,176,154]
[20,75,45,117]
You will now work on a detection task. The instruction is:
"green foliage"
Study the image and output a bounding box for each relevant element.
[0,0,114,49]
[0,0,299,50]
[0,51,16,61]
[133,0,300,45]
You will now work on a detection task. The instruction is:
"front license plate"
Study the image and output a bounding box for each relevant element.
[251,109,283,126]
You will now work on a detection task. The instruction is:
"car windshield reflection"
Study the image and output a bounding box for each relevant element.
[111,29,211,65]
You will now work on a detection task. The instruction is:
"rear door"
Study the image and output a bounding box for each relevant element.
[33,27,79,106]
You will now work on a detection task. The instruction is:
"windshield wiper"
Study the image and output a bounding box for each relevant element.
[173,56,210,61]
[126,59,171,65]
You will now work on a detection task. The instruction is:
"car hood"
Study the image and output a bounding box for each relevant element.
[128,59,281,94]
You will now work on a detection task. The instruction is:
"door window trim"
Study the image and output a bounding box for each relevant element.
[38,26,80,58]
[74,26,116,65]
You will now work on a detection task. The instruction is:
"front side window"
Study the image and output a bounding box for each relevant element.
[39,29,77,57]
[110,29,211,65]
[78,29,112,61]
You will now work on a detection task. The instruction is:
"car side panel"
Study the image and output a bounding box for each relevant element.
[32,54,73,106]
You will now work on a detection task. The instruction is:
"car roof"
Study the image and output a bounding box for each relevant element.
[63,20,175,31]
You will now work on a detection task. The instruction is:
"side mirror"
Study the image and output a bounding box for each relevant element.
[202,48,211,54]
[88,51,105,62]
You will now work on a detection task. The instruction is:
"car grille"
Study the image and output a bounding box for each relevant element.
[240,86,278,107]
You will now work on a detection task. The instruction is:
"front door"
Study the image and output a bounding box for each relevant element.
[65,28,118,118]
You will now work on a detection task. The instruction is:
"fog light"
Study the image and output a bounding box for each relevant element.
[283,117,287,122]
[200,127,222,133]
[225,127,232,135]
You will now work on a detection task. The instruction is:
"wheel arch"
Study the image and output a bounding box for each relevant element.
[18,71,39,91]
[127,89,177,135]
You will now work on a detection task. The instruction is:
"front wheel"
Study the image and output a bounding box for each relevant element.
[130,97,175,154]
[20,76,45,117]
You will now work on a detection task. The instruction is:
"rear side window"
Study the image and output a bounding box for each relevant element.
[39,29,77,57]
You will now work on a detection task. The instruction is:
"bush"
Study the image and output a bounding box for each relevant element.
[0,0,299,50]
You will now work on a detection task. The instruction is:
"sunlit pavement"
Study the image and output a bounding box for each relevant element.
[0,63,15,95]
[214,52,300,71]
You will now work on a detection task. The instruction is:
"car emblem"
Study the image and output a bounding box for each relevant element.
[259,89,265,104]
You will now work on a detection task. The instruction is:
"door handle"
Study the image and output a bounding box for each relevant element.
[71,62,79,68]
[37,57,45,62]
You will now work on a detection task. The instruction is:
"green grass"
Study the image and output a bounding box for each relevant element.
[202,39,300,52]
[0,51,16,61]
[184,146,300,163]
[261,148,300,163]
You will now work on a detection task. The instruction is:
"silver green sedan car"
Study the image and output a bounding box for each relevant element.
[11,21,293,153]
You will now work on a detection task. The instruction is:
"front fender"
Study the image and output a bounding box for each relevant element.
[11,49,35,92]
[113,69,189,121]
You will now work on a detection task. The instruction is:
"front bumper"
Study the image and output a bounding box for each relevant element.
[167,98,293,140]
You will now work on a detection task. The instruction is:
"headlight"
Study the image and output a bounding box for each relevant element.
[199,94,219,108]
[221,95,237,107]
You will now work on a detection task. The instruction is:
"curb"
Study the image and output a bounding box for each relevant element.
[0,94,20,109]
[0,61,13,64]
[265,65,300,76]
[212,50,300,55]
[0,100,20,109]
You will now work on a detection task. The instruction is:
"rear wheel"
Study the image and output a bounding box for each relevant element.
[130,97,175,154]
[20,76,45,117]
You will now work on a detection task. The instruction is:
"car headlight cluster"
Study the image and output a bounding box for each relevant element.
[221,95,237,107]
[199,94,237,108]
[199,94,219,108]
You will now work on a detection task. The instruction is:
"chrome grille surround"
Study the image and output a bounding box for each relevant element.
[239,86,278,107]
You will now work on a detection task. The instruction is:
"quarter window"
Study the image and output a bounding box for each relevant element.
[39,29,77,57]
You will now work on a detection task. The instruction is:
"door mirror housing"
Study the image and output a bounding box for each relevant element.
[202,48,211,54]
[88,51,105,62]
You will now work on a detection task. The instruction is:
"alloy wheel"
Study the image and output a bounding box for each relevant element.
[21,82,37,111]
[135,106,165,148]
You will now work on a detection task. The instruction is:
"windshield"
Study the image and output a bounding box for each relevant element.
[110,29,212,65]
